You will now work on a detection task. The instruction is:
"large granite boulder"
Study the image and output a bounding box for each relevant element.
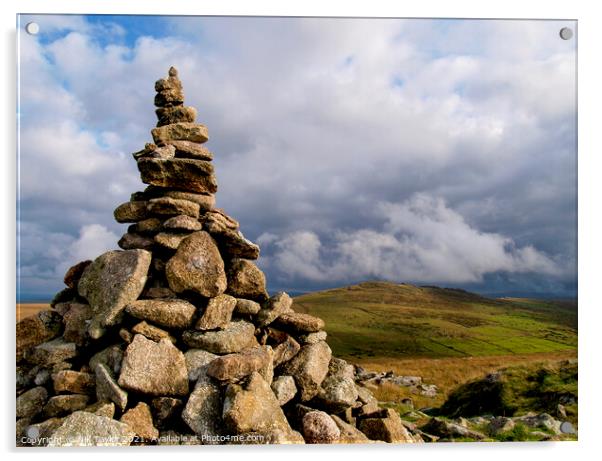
[126,299,196,329]
[165,231,227,298]
[16,310,62,361]
[95,363,128,411]
[207,346,272,383]
[281,341,332,401]
[257,292,293,327]
[118,335,188,396]
[48,411,135,447]
[78,249,152,338]
[120,402,159,441]
[182,368,223,443]
[182,320,258,354]
[138,158,217,194]
[195,294,237,330]
[222,372,294,436]
[226,259,268,301]
[151,122,209,145]
[302,411,340,444]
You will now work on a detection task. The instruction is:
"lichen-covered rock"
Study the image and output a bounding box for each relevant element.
[156,106,197,127]
[168,140,212,160]
[207,346,272,382]
[330,415,370,444]
[299,330,328,345]
[215,229,260,260]
[120,402,159,440]
[223,372,294,436]
[281,341,332,401]
[163,214,203,232]
[195,294,237,330]
[63,260,92,289]
[142,286,177,299]
[129,217,163,235]
[302,411,340,444]
[514,413,562,435]
[85,401,116,419]
[16,310,62,361]
[25,338,78,366]
[314,358,359,412]
[147,197,200,218]
[43,394,90,418]
[50,287,76,308]
[16,386,48,419]
[359,408,419,443]
[53,370,95,394]
[48,411,135,447]
[95,363,128,411]
[182,368,223,443]
[126,299,196,329]
[131,321,176,343]
[62,302,93,346]
[272,312,325,334]
[235,298,261,315]
[165,231,226,298]
[151,397,183,428]
[488,416,516,435]
[89,345,123,376]
[133,144,176,160]
[226,259,268,301]
[272,335,301,367]
[144,187,215,211]
[151,122,208,145]
[114,201,149,223]
[154,230,186,250]
[78,249,152,338]
[182,320,258,354]
[154,88,184,107]
[257,292,293,327]
[202,209,239,233]
[118,232,155,251]
[184,349,219,381]
[118,335,189,396]
[271,375,297,406]
[138,158,217,194]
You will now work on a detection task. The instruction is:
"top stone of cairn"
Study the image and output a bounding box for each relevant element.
[154,66,198,127]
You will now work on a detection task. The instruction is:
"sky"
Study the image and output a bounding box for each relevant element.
[16,15,577,300]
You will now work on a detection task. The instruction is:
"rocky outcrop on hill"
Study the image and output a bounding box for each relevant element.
[354,366,439,398]
[15,68,427,447]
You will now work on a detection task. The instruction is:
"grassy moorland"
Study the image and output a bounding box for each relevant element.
[293,281,577,360]
[294,281,577,409]
[16,303,49,322]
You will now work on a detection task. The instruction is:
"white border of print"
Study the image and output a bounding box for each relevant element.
[2,1,600,460]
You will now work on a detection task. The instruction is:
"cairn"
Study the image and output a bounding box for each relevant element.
[16,67,423,446]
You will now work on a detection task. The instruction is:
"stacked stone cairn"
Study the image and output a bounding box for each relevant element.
[16,67,423,446]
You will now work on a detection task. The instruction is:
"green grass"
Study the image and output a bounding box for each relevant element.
[293,281,577,361]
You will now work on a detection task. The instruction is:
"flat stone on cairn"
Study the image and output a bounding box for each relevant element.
[15,67,411,446]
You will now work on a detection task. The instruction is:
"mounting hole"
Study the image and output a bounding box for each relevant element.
[25,22,40,35]
[26,426,40,439]
[559,27,573,40]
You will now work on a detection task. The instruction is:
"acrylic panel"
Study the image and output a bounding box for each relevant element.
[16,14,577,446]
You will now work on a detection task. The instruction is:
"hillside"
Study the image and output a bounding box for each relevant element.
[293,281,577,361]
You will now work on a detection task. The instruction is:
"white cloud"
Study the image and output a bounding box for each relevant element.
[261,195,562,284]
[67,224,120,263]
[17,16,577,295]
[18,222,119,297]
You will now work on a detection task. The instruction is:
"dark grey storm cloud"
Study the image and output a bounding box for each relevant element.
[17,16,577,299]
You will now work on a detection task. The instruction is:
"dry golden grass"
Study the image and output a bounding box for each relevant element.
[16,304,50,322]
[358,350,577,409]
